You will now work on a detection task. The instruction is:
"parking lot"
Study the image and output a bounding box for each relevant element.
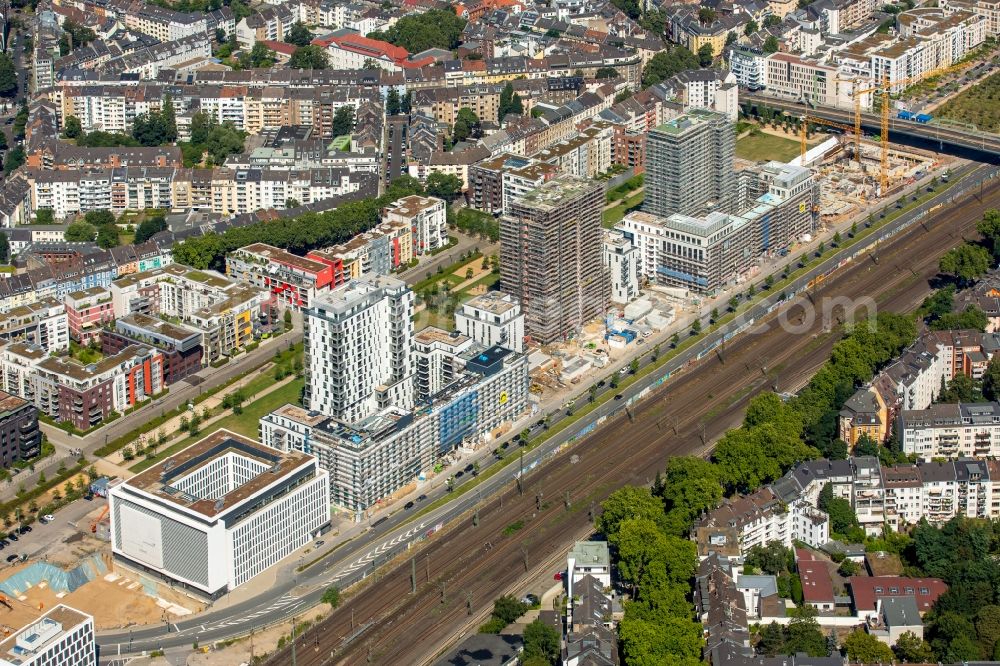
[0,497,106,565]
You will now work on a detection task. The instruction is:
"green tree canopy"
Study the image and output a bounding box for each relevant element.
[332,106,355,137]
[65,222,97,242]
[641,45,699,88]
[893,630,934,663]
[522,619,560,664]
[697,43,714,67]
[597,486,665,544]
[134,215,168,244]
[425,172,463,202]
[370,9,466,52]
[286,21,313,47]
[939,242,992,286]
[491,595,528,624]
[844,630,894,663]
[764,34,780,53]
[3,146,25,174]
[452,107,480,144]
[498,82,524,122]
[288,45,329,69]
[0,53,16,97]
[62,115,83,139]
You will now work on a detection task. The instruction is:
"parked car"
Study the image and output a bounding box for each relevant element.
[520,594,539,606]
[8,533,17,541]
[41,514,54,523]
[553,571,564,581]
[417,494,427,502]
[18,526,30,534]
[314,540,324,547]
[5,554,17,563]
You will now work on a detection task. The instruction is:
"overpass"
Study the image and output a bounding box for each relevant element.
[744,93,1000,164]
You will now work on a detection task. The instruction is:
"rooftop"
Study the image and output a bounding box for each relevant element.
[123,430,315,520]
[653,108,727,136]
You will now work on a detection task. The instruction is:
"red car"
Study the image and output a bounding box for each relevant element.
[553,571,564,581]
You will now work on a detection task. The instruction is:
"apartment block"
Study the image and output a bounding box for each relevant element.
[619,162,816,294]
[763,53,859,109]
[898,402,1000,460]
[500,175,607,344]
[304,276,414,423]
[0,391,41,468]
[454,291,525,353]
[0,297,69,354]
[109,430,330,598]
[110,265,271,364]
[603,230,640,305]
[382,195,448,255]
[100,313,203,385]
[226,243,344,312]
[311,221,412,281]
[64,286,115,345]
[644,110,735,219]
[33,345,164,430]
[261,344,528,510]
[531,123,615,180]
[312,32,434,72]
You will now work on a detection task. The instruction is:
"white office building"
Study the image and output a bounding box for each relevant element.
[109,430,330,598]
[0,605,94,666]
[261,345,529,512]
[603,230,640,305]
[304,276,414,424]
[454,291,525,353]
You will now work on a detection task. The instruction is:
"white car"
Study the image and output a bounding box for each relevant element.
[41,514,54,522]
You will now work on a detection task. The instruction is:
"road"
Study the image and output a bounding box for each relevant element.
[744,93,1000,161]
[95,163,1000,660]
[259,166,1000,666]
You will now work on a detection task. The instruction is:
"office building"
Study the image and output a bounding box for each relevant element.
[454,291,525,353]
[644,109,735,218]
[260,344,528,511]
[0,605,94,666]
[500,175,607,344]
[0,392,41,468]
[304,276,414,423]
[109,430,330,598]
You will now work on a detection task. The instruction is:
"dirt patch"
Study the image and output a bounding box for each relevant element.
[188,610,328,666]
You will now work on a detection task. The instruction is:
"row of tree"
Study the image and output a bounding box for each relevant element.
[171,175,427,270]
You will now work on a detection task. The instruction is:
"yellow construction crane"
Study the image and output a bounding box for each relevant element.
[852,61,974,192]
[799,115,857,163]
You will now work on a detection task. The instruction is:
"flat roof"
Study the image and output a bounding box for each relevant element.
[238,243,330,274]
[464,291,517,316]
[123,429,315,519]
[385,194,442,217]
[0,391,29,414]
[653,108,727,135]
[0,604,91,664]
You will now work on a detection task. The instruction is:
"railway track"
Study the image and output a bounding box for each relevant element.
[267,177,1000,666]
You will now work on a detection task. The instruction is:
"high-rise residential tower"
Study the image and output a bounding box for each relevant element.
[304,275,414,423]
[500,175,607,344]
[644,109,736,218]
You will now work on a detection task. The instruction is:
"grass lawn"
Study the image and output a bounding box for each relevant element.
[936,70,1000,133]
[129,378,305,472]
[736,132,801,162]
[602,190,644,228]
[69,341,102,365]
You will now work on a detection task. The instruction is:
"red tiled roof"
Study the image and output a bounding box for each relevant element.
[796,549,835,604]
[260,40,297,56]
[848,576,948,612]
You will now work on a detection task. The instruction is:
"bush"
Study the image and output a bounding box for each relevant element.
[478,617,507,634]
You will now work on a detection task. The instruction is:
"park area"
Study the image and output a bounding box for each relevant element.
[413,253,500,331]
[935,70,1000,133]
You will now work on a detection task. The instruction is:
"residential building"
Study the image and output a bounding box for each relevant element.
[848,576,948,619]
[100,313,203,385]
[665,69,740,121]
[603,230,640,305]
[796,548,835,611]
[64,287,115,345]
[838,386,889,447]
[763,53,859,109]
[500,175,607,344]
[867,595,924,646]
[110,264,271,364]
[0,391,41,468]
[312,32,434,72]
[0,605,94,666]
[304,276,414,423]
[36,345,164,429]
[226,243,344,312]
[644,110,736,219]
[898,402,1000,460]
[729,45,767,91]
[382,195,448,255]
[311,221,412,281]
[567,540,611,591]
[0,298,69,354]
[454,291,525,353]
[260,344,528,510]
[109,429,330,598]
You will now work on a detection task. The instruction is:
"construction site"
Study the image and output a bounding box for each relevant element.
[0,501,199,630]
[799,131,947,225]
